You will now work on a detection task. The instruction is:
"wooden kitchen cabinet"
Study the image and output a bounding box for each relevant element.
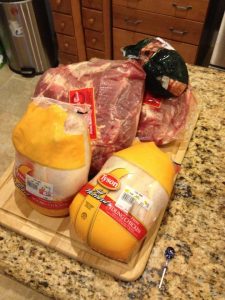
[112,0,210,64]
[113,0,209,22]
[49,0,111,64]
[49,1,210,65]
[81,0,112,60]
[50,0,86,64]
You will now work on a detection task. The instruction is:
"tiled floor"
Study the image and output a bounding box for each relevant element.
[0,64,50,299]
[0,65,40,175]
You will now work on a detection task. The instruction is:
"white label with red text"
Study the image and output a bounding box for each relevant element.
[25,174,53,201]
[116,185,152,213]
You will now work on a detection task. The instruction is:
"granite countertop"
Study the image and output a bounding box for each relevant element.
[0,65,224,300]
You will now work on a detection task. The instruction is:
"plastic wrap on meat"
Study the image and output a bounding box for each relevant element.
[137,88,196,145]
[34,59,146,173]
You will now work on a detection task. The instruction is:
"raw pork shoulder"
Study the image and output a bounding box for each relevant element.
[34,59,145,173]
[137,88,196,145]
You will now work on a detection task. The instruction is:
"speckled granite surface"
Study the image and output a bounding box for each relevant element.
[0,65,224,300]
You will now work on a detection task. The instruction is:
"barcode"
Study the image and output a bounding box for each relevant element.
[27,181,38,190]
[121,192,135,205]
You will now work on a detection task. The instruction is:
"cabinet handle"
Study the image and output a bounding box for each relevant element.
[124,17,143,25]
[60,22,65,29]
[88,18,95,25]
[170,27,188,35]
[56,0,61,6]
[172,3,192,11]
[91,38,97,44]
[64,42,69,48]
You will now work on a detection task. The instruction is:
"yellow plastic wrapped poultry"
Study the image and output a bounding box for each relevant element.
[70,142,175,261]
[12,97,91,217]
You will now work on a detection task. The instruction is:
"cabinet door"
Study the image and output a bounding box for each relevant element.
[86,48,105,60]
[82,8,103,31]
[82,0,103,10]
[113,0,209,22]
[52,12,75,36]
[113,28,198,64]
[56,34,77,55]
[50,0,72,14]
[84,29,105,51]
[59,52,78,64]
[113,5,204,45]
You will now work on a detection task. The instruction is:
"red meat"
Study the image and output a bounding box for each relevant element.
[34,59,145,173]
[137,88,195,145]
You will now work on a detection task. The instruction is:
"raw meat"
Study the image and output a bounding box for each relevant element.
[70,142,175,261]
[137,88,195,145]
[12,97,91,217]
[34,59,145,173]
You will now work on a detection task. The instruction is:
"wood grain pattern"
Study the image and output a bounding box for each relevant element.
[52,12,75,36]
[113,0,209,22]
[113,5,204,45]
[82,8,104,32]
[50,0,72,14]
[58,52,78,64]
[71,0,87,61]
[84,29,105,51]
[57,34,77,55]
[86,48,105,60]
[113,27,198,64]
[102,0,112,58]
[0,101,200,281]
[82,0,103,10]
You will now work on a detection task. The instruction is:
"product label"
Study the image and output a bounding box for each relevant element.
[100,197,147,240]
[25,174,53,201]
[14,164,72,210]
[143,91,161,108]
[9,20,23,37]
[98,173,120,191]
[79,182,147,240]
[69,88,97,139]
[116,185,152,213]
[28,194,73,210]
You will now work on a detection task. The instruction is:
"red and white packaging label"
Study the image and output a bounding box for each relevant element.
[25,174,53,201]
[79,183,147,240]
[100,197,147,240]
[13,165,73,210]
[143,91,162,108]
[97,173,121,191]
[116,185,152,213]
[69,87,97,140]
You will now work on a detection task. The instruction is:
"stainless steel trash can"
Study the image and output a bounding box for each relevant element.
[0,0,58,76]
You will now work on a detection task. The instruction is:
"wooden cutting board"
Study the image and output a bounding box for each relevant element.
[0,95,200,281]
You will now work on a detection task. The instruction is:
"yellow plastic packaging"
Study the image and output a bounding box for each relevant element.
[12,97,91,217]
[70,142,175,261]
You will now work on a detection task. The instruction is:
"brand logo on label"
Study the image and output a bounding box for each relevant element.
[98,174,120,191]
[69,87,97,140]
[69,90,86,104]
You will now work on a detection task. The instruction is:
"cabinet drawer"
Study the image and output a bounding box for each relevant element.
[82,0,103,10]
[86,48,105,60]
[113,0,209,22]
[84,29,104,50]
[59,52,78,65]
[113,5,203,45]
[50,0,71,14]
[82,8,103,31]
[56,34,77,55]
[52,12,74,36]
[113,28,198,64]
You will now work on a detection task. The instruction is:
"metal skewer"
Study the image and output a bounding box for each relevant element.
[159,247,175,289]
